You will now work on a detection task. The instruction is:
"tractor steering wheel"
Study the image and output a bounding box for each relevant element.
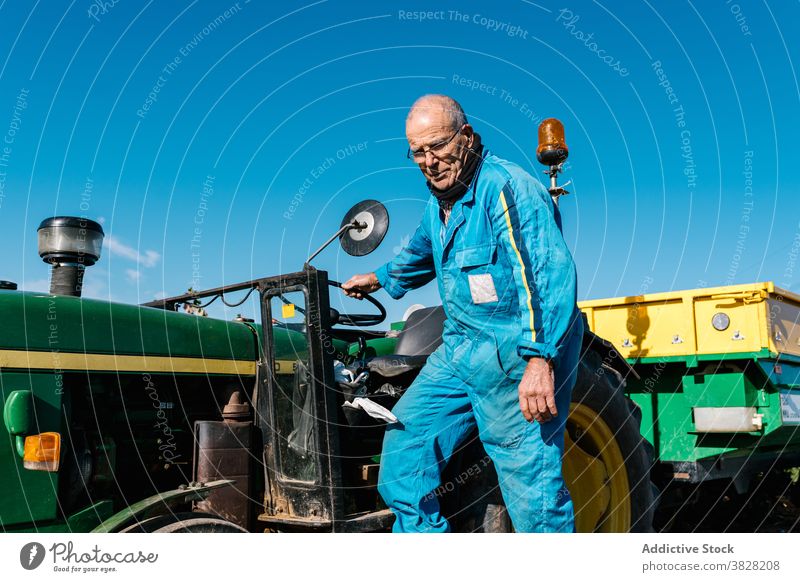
[327,280,386,327]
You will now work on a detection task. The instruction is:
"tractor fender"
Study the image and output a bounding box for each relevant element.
[581,322,640,381]
[91,479,235,533]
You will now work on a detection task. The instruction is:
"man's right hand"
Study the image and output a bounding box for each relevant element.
[341,272,381,299]
[518,357,557,423]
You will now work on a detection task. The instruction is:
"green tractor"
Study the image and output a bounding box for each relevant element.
[0,195,655,533]
[7,116,799,534]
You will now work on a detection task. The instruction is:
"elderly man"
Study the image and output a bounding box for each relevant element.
[342,94,583,533]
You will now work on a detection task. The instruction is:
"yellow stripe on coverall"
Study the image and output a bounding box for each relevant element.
[499,190,536,343]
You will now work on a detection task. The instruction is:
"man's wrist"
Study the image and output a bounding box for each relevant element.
[524,355,553,369]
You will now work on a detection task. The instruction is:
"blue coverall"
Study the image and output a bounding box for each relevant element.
[374,151,584,533]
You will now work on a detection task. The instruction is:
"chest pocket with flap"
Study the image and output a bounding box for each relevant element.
[454,243,495,269]
[450,243,513,311]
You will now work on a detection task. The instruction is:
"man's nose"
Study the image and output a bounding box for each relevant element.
[424,150,437,168]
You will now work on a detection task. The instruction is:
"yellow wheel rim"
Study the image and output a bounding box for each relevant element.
[562,402,631,532]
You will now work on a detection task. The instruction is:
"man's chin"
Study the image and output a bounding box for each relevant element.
[429,176,453,190]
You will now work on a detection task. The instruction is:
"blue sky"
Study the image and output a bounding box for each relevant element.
[0,0,798,324]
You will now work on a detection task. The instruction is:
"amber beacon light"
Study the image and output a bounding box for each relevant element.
[536,118,572,204]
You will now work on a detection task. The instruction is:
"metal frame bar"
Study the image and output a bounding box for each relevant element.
[141,278,267,311]
[142,266,385,531]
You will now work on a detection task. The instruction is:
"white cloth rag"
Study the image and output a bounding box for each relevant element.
[342,397,398,424]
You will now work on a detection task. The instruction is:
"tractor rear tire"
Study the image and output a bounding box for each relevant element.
[564,348,657,532]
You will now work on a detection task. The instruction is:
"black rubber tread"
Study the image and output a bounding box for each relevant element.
[571,350,657,532]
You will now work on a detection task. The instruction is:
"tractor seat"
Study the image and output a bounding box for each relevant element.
[367,306,445,379]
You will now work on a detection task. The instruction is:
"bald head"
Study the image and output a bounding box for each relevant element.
[406,94,467,131]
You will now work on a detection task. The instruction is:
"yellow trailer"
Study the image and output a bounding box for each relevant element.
[579,281,800,362]
[578,281,800,507]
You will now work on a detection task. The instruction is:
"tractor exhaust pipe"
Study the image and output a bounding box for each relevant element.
[48,264,87,297]
[37,217,104,297]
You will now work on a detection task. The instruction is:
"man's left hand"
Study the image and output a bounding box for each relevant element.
[518,357,556,423]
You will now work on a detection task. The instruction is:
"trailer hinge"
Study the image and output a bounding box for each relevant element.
[709,289,768,304]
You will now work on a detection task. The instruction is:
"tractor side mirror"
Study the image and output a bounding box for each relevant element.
[305,200,389,265]
[338,200,389,257]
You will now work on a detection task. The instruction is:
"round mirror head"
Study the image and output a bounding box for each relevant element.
[339,200,389,256]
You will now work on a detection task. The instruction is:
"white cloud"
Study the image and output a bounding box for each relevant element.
[125,269,141,283]
[105,235,161,268]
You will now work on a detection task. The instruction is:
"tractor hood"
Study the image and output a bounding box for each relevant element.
[0,290,257,374]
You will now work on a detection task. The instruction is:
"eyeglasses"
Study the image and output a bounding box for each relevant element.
[406,127,463,162]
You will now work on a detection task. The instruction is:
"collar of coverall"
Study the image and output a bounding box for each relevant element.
[426,133,485,204]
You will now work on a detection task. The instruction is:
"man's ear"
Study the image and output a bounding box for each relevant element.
[462,124,475,146]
